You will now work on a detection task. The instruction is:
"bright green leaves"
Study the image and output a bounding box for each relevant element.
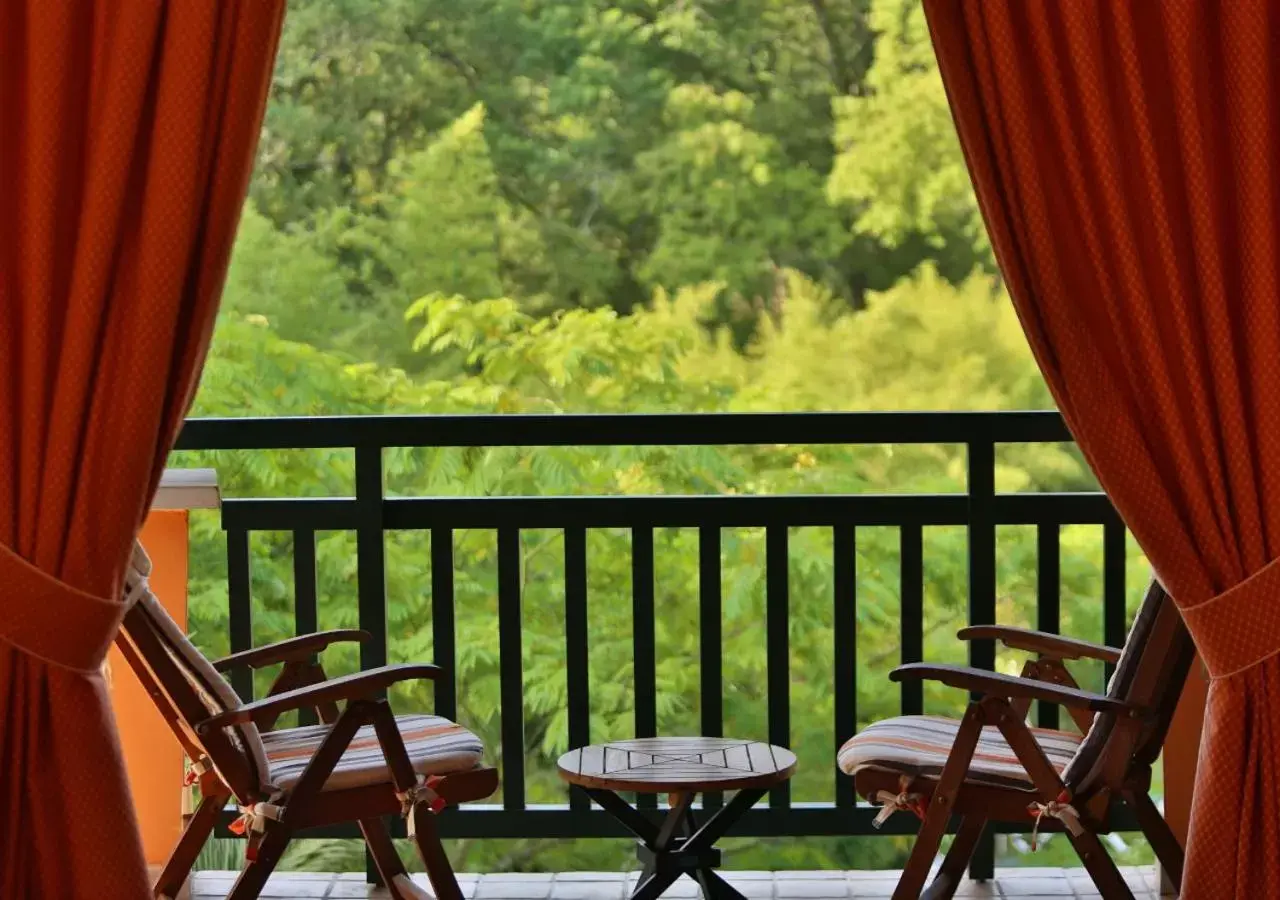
[827,0,991,280]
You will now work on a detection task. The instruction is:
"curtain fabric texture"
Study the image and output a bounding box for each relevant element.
[921,1,1280,895]
[0,4,284,896]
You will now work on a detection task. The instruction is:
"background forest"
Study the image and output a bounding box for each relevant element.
[176,0,1155,876]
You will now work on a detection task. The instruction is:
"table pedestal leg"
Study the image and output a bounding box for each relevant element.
[585,788,766,900]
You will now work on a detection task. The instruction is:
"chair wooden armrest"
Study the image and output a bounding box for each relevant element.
[212,630,371,672]
[956,625,1122,665]
[196,664,443,732]
[890,662,1132,713]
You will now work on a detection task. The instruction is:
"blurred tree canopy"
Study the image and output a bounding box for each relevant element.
[186,0,1152,878]
[227,0,1002,365]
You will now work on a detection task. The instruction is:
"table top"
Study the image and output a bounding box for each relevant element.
[557,737,797,793]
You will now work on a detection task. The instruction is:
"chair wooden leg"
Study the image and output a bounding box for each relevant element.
[1065,829,1135,900]
[227,828,292,900]
[921,816,987,900]
[226,702,369,899]
[360,817,428,900]
[1124,788,1183,893]
[411,807,465,900]
[154,789,229,899]
[991,699,1133,900]
[892,704,986,900]
[365,699,466,900]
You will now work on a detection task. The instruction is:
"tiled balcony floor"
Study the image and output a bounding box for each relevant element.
[190,867,1175,899]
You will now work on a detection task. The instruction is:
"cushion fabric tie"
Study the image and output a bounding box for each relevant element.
[181,756,213,816]
[871,775,926,829]
[397,774,447,837]
[228,795,285,860]
[1027,790,1083,851]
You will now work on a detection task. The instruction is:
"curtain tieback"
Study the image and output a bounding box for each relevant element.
[1181,555,1280,680]
[871,775,926,828]
[0,541,126,673]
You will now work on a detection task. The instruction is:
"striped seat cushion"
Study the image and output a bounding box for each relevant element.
[838,715,1082,790]
[262,714,484,792]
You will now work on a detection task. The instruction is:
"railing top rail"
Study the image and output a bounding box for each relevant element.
[176,410,1072,451]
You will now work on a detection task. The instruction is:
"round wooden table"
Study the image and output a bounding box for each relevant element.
[557,738,796,900]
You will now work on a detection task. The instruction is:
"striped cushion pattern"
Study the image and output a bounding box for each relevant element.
[838,715,1082,789]
[263,714,484,792]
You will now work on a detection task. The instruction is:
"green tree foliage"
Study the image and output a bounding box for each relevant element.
[827,0,991,280]
[381,105,505,302]
[246,0,926,352]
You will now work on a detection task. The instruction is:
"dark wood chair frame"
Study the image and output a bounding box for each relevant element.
[117,609,498,900]
[851,588,1194,900]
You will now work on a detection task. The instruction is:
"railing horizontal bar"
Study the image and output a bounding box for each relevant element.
[990,493,1115,523]
[219,493,1118,532]
[223,498,358,530]
[386,495,964,528]
[216,802,1141,840]
[177,411,1074,451]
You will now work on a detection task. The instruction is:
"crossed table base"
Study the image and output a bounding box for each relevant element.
[557,738,797,900]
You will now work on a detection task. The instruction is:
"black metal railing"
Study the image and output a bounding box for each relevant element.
[174,411,1135,873]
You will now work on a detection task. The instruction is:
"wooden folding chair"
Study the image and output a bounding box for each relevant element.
[839,581,1195,900]
[114,542,498,900]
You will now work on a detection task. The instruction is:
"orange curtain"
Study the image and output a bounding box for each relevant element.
[922,1,1280,895]
[0,3,284,896]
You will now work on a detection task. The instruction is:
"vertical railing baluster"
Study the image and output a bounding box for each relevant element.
[354,446,388,678]
[293,529,318,726]
[1036,522,1061,729]
[431,527,457,721]
[498,527,525,811]
[834,524,856,808]
[1103,513,1127,684]
[564,526,591,812]
[766,526,790,810]
[899,524,924,716]
[227,528,253,702]
[699,526,724,811]
[967,439,996,881]
[632,526,657,809]
[354,446,388,888]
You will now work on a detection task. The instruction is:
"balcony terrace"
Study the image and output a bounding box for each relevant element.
[125,410,1194,899]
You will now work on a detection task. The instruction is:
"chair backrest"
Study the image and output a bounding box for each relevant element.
[116,542,272,803]
[1061,579,1196,797]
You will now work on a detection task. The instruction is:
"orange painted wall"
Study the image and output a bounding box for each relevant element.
[109,510,189,867]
